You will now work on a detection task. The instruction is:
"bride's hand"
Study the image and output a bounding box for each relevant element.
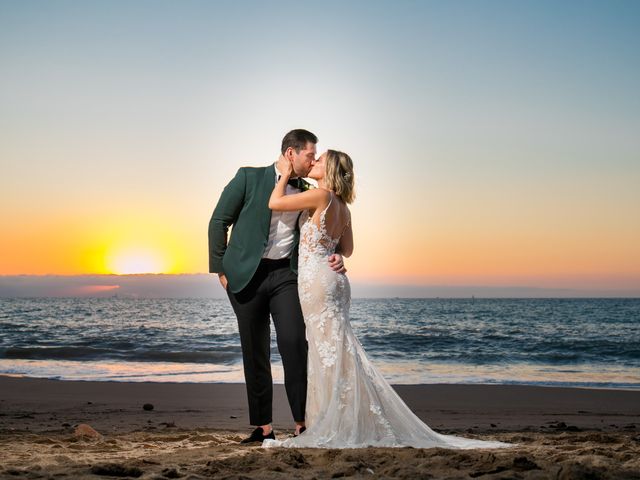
[277,155,294,179]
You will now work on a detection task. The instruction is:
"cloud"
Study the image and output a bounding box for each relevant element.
[0,274,221,298]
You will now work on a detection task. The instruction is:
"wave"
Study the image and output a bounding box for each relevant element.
[1,297,639,384]
[0,346,241,364]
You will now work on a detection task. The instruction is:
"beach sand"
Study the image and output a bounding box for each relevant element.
[1,375,639,479]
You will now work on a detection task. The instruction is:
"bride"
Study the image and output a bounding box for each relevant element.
[265,150,513,449]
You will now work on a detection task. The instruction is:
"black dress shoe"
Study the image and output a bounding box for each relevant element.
[294,426,306,437]
[240,427,275,444]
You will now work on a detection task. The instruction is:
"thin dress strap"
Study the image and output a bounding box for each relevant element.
[339,209,351,238]
[319,191,334,220]
[323,191,350,241]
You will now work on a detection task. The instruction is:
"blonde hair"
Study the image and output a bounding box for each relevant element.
[325,149,355,204]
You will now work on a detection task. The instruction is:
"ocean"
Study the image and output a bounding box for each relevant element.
[0,297,638,389]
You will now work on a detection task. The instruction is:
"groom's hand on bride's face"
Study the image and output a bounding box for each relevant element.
[328,254,347,274]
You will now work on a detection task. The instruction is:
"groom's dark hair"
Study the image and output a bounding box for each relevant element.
[281,129,318,155]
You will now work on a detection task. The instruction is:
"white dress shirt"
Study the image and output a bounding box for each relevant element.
[262,163,302,259]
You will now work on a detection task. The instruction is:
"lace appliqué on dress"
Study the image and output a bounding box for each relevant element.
[263,193,514,450]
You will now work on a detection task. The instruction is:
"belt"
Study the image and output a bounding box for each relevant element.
[259,257,290,269]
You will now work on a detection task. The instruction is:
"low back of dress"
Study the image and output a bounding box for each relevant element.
[299,191,350,259]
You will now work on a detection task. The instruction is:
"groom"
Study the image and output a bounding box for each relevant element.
[208,129,345,443]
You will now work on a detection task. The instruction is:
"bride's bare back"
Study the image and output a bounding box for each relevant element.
[306,190,351,252]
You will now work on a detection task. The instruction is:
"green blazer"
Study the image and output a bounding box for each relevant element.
[208,164,305,293]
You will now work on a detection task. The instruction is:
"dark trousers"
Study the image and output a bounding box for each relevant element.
[227,258,308,425]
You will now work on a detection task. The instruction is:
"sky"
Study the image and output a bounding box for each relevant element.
[1,0,639,296]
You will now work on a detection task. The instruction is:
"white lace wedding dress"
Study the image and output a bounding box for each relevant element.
[264,193,513,449]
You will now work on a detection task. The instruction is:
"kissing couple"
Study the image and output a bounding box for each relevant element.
[208,129,513,449]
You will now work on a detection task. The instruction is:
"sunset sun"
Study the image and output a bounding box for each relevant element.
[106,247,170,274]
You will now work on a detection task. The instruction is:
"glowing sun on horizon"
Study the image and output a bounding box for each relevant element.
[106,247,169,274]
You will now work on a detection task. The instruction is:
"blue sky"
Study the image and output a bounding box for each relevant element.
[1,0,638,295]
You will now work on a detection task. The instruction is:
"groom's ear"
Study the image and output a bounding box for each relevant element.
[284,147,295,160]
